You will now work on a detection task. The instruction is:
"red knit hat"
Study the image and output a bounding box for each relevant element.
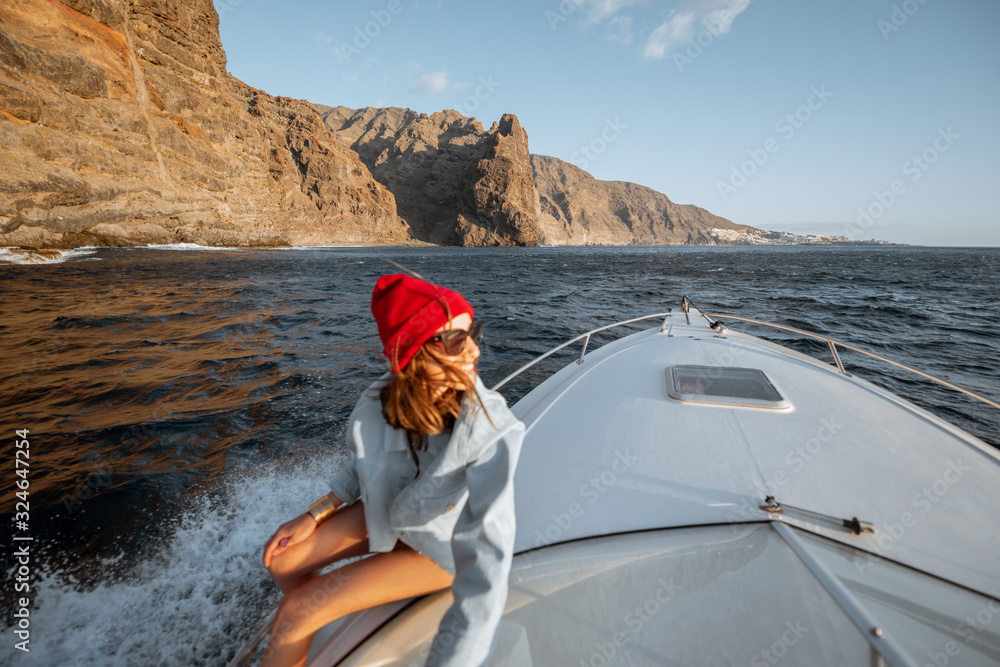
[371,274,475,373]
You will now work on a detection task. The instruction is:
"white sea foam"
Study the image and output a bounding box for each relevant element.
[288,245,373,249]
[0,452,350,666]
[142,243,246,251]
[0,247,99,265]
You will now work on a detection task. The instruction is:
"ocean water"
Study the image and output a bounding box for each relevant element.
[1,245,998,665]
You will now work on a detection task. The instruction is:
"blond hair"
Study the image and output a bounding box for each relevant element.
[380,344,489,451]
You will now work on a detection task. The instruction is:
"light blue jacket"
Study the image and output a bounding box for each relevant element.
[329,374,525,667]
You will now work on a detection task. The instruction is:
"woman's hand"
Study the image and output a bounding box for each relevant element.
[263,513,317,568]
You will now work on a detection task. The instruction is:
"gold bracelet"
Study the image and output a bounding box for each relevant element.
[308,494,338,524]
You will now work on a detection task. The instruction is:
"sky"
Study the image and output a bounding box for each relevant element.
[214,0,1000,246]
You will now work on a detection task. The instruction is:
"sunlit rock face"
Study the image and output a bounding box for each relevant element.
[322,104,754,247]
[321,106,542,247]
[0,0,408,248]
[0,0,747,250]
[530,155,758,246]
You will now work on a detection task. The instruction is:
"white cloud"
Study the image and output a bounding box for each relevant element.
[332,45,353,64]
[641,0,751,59]
[607,15,635,45]
[409,71,449,95]
[401,61,423,79]
[578,0,647,24]
[569,0,751,59]
[642,10,696,59]
[701,0,750,38]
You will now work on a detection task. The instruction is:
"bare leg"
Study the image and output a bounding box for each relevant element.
[260,542,454,667]
[267,502,371,594]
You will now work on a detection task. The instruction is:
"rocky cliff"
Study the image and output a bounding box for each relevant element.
[322,105,754,247]
[0,0,408,248]
[531,155,755,245]
[320,105,540,246]
[0,0,751,251]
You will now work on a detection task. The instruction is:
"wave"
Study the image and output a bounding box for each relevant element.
[142,243,246,251]
[288,245,376,249]
[2,245,997,664]
[0,247,99,265]
[0,453,351,666]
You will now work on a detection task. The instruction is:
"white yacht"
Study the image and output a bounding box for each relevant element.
[236,298,1000,667]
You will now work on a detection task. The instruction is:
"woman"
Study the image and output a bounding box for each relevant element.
[261,273,525,667]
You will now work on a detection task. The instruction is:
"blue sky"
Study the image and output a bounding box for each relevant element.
[215,0,999,246]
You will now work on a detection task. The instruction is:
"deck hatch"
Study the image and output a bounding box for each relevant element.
[666,365,790,409]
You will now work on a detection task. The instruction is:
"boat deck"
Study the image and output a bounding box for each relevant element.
[510,309,1000,598]
[292,309,1000,667]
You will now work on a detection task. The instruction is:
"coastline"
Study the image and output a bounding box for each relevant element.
[0,239,444,264]
[0,235,907,262]
[0,241,923,266]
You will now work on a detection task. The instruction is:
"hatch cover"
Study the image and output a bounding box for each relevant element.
[666,365,790,409]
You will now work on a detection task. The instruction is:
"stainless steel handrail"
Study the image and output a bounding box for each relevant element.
[490,308,1000,413]
[491,313,671,390]
[705,312,1000,411]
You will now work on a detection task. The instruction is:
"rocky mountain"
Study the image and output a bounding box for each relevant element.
[531,155,756,245]
[319,106,540,246]
[321,106,756,247]
[0,0,752,251]
[0,0,407,248]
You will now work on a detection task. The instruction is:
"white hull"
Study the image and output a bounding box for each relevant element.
[235,306,1000,667]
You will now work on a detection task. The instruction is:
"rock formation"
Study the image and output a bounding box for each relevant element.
[531,155,756,245]
[0,0,408,248]
[323,105,758,247]
[320,106,540,246]
[0,0,755,250]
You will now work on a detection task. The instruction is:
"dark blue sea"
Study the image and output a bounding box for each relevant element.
[1,245,998,664]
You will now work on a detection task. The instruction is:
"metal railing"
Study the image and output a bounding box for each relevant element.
[704,312,1000,411]
[491,304,1000,413]
[491,313,671,390]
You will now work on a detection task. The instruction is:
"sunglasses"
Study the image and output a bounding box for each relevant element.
[426,319,483,356]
